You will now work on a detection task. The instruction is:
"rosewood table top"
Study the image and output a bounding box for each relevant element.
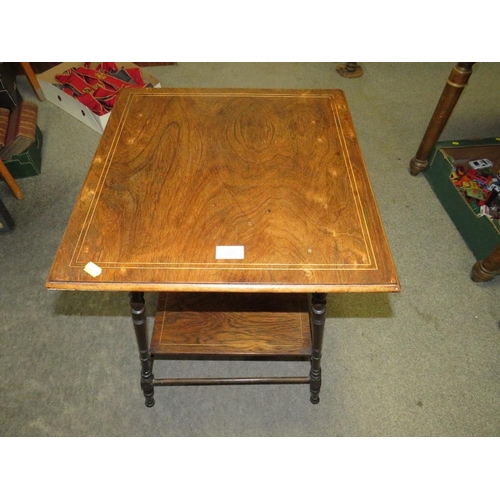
[46,88,399,294]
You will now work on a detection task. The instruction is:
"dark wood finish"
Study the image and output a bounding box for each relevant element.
[151,292,311,357]
[150,292,314,393]
[0,158,24,199]
[471,243,500,282]
[129,292,155,407]
[153,377,310,386]
[309,293,327,404]
[409,63,476,176]
[46,88,399,294]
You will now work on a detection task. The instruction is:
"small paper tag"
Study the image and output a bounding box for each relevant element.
[215,246,245,260]
[83,261,102,277]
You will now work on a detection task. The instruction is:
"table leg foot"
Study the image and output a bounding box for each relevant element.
[471,244,500,282]
[409,156,428,176]
[310,375,321,404]
[309,293,327,404]
[471,261,495,282]
[141,368,155,408]
[336,63,363,79]
[129,292,155,408]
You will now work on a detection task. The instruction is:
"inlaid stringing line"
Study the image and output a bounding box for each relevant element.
[70,262,375,268]
[139,92,334,99]
[331,99,378,270]
[72,92,378,271]
[71,93,135,266]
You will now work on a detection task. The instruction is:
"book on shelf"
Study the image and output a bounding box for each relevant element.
[0,100,38,160]
[0,107,10,150]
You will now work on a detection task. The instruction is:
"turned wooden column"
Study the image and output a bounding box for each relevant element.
[19,63,45,101]
[129,292,155,407]
[409,62,475,176]
[471,244,500,282]
[309,293,327,404]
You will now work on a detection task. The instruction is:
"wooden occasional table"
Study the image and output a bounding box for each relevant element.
[46,88,400,407]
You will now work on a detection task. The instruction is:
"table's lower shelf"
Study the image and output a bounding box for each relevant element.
[130,291,326,407]
[150,292,312,358]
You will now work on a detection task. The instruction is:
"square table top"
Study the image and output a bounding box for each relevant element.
[46,88,399,293]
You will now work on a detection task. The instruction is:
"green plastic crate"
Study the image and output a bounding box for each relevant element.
[424,137,500,261]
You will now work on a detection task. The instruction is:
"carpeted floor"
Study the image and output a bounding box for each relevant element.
[1,62,500,436]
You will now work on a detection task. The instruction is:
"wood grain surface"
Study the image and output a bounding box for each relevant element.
[46,88,399,293]
[150,292,311,357]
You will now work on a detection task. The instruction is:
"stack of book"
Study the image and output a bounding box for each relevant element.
[0,101,38,161]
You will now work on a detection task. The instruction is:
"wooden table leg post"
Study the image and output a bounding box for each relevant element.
[310,293,327,404]
[19,63,45,101]
[471,244,500,282]
[129,292,155,407]
[0,158,24,200]
[409,62,475,176]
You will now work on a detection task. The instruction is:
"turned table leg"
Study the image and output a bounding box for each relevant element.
[129,292,155,407]
[409,62,475,176]
[310,293,327,404]
[471,244,500,282]
[19,63,45,101]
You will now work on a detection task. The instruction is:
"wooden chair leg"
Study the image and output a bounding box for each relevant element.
[0,159,24,200]
[19,63,45,102]
[409,62,475,176]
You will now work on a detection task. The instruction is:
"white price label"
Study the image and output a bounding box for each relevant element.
[215,246,245,260]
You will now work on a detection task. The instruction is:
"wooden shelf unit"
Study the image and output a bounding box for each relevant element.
[149,293,312,386]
